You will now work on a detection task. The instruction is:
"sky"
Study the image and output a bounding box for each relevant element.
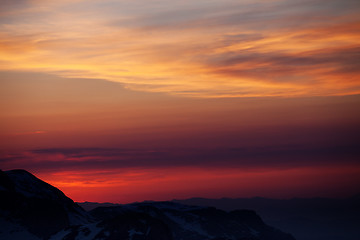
[1,0,360,203]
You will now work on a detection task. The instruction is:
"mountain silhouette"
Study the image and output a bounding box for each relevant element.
[173,197,360,240]
[0,169,90,239]
[0,169,295,240]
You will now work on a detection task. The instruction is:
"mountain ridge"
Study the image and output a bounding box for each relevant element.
[77,196,360,240]
[0,169,296,240]
[173,196,360,240]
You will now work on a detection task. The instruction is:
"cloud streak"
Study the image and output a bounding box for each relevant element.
[0,0,359,97]
[2,143,359,173]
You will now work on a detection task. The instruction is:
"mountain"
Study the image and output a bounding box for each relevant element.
[0,169,295,240]
[88,201,295,240]
[0,169,91,239]
[173,197,360,240]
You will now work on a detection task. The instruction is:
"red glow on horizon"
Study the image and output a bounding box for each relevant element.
[37,165,360,204]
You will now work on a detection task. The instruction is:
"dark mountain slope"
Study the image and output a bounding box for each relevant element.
[0,169,90,239]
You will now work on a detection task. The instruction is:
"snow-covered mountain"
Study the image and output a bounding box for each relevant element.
[0,169,295,240]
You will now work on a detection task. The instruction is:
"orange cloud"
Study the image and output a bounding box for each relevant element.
[0,0,359,97]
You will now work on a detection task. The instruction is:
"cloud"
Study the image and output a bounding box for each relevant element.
[12,130,46,136]
[0,0,360,97]
[2,141,359,174]
[207,46,360,80]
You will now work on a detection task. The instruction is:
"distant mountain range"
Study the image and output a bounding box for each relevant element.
[79,196,360,240]
[173,197,360,240]
[0,169,295,240]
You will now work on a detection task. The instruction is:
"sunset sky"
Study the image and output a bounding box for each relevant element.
[1,0,360,203]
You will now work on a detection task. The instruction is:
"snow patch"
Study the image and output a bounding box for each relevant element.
[146,227,151,236]
[164,212,213,238]
[67,209,91,225]
[49,229,72,240]
[250,227,260,237]
[49,222,102,240]
[128,228,144,240]
[76,223,102,240]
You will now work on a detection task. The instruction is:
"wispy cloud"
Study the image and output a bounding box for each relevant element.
[2,142,359,173]
[0,0,359,97]
[12,130,46,136]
